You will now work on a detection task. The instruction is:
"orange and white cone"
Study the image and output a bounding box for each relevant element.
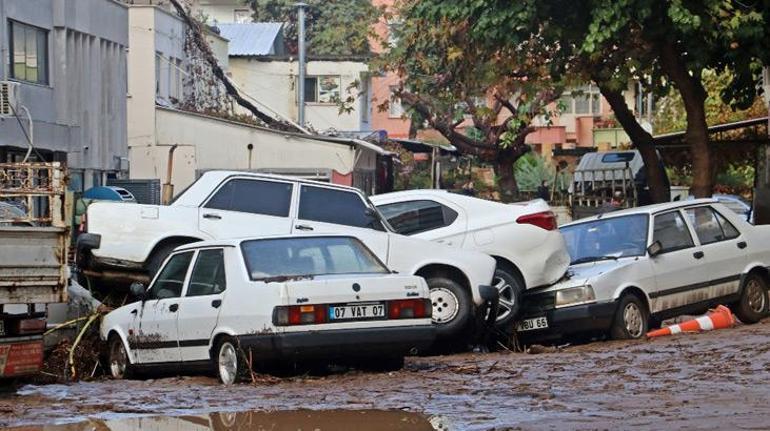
[646,305,735,338]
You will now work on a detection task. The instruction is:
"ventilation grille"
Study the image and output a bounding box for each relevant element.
[0,81,20,117]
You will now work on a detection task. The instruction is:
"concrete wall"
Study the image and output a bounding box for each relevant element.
[0,0,128,189]
[130,107,375,193]
[229,57,369,133]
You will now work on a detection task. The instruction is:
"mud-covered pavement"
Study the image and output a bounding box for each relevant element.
[3,319,770,430]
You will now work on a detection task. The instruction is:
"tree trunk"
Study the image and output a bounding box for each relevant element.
[495,150,519,203]
[659,41,711,198]
[598,85,670,204]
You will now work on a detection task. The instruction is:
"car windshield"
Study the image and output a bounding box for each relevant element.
[561,214,649,264]
[241,236,389,281]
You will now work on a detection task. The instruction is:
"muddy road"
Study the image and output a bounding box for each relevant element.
[3,319,770,430]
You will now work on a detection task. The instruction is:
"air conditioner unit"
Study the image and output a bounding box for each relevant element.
[0,81,20,117]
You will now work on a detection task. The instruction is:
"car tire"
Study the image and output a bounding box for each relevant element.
[145,241,187,278]
[733,273,769,324]
[427,277,472,338]
[492,264,525,328]
[107,334,133,380]
[214,337,243,385]
[610,294,649,340]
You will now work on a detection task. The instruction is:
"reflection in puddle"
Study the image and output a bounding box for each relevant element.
[11,409,443,431]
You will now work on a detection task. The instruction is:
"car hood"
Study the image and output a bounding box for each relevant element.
[536,258,639,292]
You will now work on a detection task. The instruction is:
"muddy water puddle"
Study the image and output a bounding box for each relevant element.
[4,409,438,431]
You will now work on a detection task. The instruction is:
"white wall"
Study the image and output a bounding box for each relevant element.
[229,58,369,133]
[130,107,375,193]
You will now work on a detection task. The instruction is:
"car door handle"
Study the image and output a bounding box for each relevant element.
[130,309,137,315]
[169,303,179,312]
[203,213,222,220]
[737,241,747,249]
[211,299,222,308]
[295,224,314,231]
[693,251,705,259]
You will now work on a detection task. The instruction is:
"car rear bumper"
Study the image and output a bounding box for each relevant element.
[517,301,617,342]
[238,325,436,360]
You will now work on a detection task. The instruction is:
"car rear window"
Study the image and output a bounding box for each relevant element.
[241,236,389,281]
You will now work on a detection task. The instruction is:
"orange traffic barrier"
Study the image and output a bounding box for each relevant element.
[646,305,735,338]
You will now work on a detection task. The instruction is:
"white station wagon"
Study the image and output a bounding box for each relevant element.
[101,235,435,384]
[517,199,770,341]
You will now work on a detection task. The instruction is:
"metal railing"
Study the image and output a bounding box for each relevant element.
[0,162,67,227]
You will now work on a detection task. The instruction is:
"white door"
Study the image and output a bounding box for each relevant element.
[198,177,295,239]
[376,198,467,247]
[648,210,710,313]
[683,206,747,299]
[292,184,390,261]
[177,248,227,362]
[135,251,194,364]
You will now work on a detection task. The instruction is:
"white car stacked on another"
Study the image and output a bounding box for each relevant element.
[517,199,770,342]
[372,190,570,326]
[79,172,497,340]
[101,235,435,384]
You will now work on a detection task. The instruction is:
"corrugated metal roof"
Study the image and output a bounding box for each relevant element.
[216,22,283,56]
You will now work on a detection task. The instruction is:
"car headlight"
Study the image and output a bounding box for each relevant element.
[555,285,596,308]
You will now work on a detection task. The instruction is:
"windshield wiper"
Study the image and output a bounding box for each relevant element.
[570,255,619,265]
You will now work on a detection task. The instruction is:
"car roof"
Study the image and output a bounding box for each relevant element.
[201,170,362,192]
[560,198,719,228]
[173,233,361,251]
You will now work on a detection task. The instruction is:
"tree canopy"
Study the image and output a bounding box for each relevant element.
[245,0,380,56]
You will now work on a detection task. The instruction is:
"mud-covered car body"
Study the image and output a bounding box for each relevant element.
[100,235,435,379]
[518,199,770,341]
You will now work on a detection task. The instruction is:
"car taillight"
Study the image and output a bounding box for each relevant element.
[516,210,557,231]
[78,212,88,233]
[273,305,328,326]
[388,299,431,319]
[17,318,46,335]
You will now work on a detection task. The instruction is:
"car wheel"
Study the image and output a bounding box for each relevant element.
[492,265,525,327]
[427,277,472,338]
[733,273,769,324]
[146,241,186,278]
[215,337,242,385]
[108,335,133,379]
[610,294,649,340]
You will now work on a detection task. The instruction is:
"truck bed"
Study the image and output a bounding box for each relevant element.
[0,226,68,304]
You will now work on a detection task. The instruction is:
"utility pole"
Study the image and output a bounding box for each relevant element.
[295,2,308,127]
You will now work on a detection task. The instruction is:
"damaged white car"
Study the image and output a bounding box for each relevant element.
[517,199,770,342]
[101,235,435,384]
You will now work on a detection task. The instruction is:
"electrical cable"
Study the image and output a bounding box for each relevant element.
[8,102,46,162]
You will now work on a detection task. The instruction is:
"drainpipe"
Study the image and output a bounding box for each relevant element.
[295,2,307,127]
[162,144,178,205]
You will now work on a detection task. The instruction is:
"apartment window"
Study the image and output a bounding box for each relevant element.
[301,76,341,104]
[558,84,601,115]
[389,86,404,118]
[234,9,252,23]
[8,20,49,85]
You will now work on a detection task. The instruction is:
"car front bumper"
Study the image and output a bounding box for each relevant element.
[517,301,617,342]
[238,325,436,360]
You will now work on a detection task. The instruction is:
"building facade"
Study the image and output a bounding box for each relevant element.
[0,0,128,191]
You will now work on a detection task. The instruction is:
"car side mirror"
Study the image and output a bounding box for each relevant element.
[647,240,663,257]
[130,282,147,300]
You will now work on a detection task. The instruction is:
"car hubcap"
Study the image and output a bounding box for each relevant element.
[110,340,127,378]
[218,342,238,385]
[746,279,766,314]
[430,287,459,324]
[623,303,644,338]
[493,273,515,322]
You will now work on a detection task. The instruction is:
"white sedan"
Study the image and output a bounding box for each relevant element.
[101,235,435,384]
[517,199,770,341]
[372,190,570,326]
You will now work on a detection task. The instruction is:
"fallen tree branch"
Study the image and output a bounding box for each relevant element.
[44,316,91,336]
[67,313,101,380]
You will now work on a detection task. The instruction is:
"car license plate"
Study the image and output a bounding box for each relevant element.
[329,303,385,321]
[516,316,549,332]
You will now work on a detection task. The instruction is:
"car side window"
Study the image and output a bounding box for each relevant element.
[186,249,227,297]
[653,211,694,253]
[685,207,733,245]
[713,209,740,240]
[204,179,293,217]
[377,200,459,235]
[298,185,374,228]
[147,252,193,300]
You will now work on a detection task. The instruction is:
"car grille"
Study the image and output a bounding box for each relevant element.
[520,291,556,315]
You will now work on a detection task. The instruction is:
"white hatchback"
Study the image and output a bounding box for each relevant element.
[100,235,435,384]
[372,190,570,325]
